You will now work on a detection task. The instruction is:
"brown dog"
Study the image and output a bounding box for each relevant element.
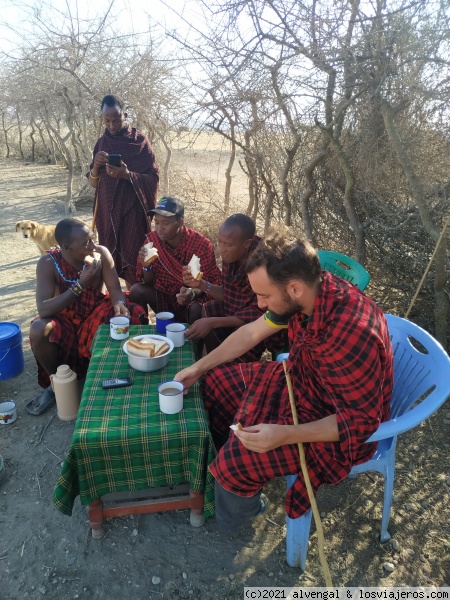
[15,220,57,255]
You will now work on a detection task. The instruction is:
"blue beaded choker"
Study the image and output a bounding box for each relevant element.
[50,254,86,283]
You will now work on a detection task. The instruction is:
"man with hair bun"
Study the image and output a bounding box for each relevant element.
[175,233,394,532]
[88,94,159,287]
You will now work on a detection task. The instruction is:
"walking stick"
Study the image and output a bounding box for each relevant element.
[283,361,333,587]
[91,180,100,236]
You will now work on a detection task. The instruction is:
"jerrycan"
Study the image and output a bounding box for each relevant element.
[50,365,81,421]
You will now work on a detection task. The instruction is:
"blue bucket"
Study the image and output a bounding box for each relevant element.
[0,322,25,380]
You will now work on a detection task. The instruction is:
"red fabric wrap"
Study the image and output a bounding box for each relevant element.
[33,248,146,388]
[219,235,264,323]
[89,126,159,286]
[135,226,221,317]
[203,271,394,518]
[203,300,267,362]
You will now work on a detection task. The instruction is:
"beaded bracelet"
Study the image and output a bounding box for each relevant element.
[142,265,153,272]
[69,280,84,297]
[204,281,212,294]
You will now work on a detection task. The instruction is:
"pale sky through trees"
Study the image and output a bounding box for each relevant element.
[0,0,204,54]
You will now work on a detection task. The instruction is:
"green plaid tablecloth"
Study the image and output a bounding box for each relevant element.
[53,325,215,517]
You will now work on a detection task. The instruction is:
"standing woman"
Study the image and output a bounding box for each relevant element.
[88,94,159,287]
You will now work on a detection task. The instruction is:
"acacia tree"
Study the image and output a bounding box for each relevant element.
[168,0,450,342]
[349,0,450,343]
[0,1,182,212]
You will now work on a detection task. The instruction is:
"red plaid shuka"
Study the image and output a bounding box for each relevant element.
[89,126,159,287]
[136,226,222,320]
[203,235,287,359]
[203,271,394,518]
[33,248,146,388]
[220,235,263,323]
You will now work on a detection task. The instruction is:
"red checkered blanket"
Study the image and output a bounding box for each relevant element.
[203,272,393,518]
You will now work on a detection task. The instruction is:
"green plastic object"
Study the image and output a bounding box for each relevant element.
[318,250,370,291]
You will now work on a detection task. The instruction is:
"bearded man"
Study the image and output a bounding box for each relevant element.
[174,234,394,531]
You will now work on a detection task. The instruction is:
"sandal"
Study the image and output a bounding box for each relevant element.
[26,386,56,416]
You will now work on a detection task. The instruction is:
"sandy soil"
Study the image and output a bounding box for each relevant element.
[0,158,449,600]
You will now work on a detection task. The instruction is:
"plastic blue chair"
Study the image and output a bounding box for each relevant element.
[280,314,450,568]
[318,250,371,291]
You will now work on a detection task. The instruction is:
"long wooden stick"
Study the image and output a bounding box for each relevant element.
[91,180,100,235]
[404,217,450,319]
[283,361,333,587]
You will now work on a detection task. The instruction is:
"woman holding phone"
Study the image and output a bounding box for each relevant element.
[88,94,159,288]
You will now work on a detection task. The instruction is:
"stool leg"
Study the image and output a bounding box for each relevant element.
[189,489,205,527]
[89,499,105,539]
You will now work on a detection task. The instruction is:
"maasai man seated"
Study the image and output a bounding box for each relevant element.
[175,233,393,531]
[27,218,147,416]
[129,196,221,322]
[88,94,159,288]
[183,213,286,361]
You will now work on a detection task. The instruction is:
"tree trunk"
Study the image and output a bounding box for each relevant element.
[282,143,300,226]
[16,108,24,159]
[328,134,366,263]
[299,141,329,242]
[30,123,36,162]
[224,122,236,213]
[36,122,52,163]
[1,112,11,159]
[434,240,449,347]
[264,190,274,235]
[381,100,448,345]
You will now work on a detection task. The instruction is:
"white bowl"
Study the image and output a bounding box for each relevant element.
[123,335,174,372]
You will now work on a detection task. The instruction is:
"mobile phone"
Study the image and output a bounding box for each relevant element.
[102,377,132,389]
[108,153,122,167]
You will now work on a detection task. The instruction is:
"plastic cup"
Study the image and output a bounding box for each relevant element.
[110,316,130,340]
[165,323,186,348]
[158,381,184,414]
[155,312,174,334]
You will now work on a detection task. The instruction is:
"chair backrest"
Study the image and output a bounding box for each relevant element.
[318,250,371,291]
[367,314,450,442]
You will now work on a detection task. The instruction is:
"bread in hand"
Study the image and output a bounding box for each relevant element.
[84,251,100,266]
[143,242,159,267]
[229,422,243,431]
[188,254,203,280]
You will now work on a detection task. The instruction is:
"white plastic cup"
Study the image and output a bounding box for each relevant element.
[165,323,186,348]
[158,381,184,414]
[0,401,17,425]
[155,312,175,334]
[110,316,130,340]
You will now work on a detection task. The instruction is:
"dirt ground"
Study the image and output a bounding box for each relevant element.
[0,158,449,600]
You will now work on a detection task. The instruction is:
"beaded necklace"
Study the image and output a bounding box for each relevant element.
[50,253,86,283]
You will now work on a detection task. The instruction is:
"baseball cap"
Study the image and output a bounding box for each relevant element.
[150,196,184,218]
